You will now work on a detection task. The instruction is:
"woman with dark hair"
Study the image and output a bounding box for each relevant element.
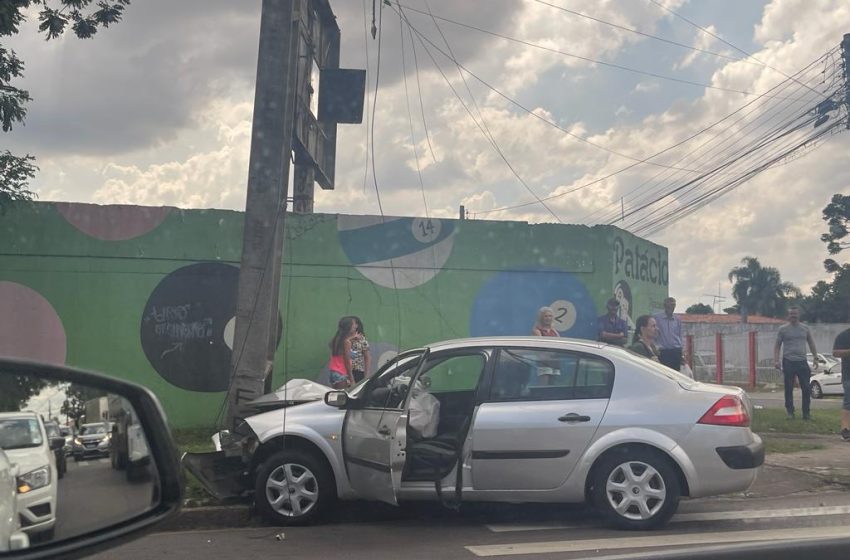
[629,314,660,362]
[328,316,356,389]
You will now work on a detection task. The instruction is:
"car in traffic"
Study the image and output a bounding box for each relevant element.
[42,422,66,479]
[72,422,112,462]
[185,337,764,530]
[0,411,61,541]
[0,449,29,552]
[809,354,845,398]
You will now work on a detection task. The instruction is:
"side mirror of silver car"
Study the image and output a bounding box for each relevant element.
[324,391,349,408]
[0,358,182,559]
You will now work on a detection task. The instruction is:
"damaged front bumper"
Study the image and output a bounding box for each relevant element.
[182,424,258,501]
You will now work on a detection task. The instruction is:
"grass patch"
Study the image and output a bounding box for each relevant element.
[762,436,827,454]
[751,408,840,436]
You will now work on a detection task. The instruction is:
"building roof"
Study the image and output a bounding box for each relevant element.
[676,313,785,325]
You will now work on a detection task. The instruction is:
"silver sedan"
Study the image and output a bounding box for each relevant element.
[184,337,763,530]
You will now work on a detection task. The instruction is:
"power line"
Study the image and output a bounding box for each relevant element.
[396,8,716,176]
[399,2,563,222]
[646,0,830,102]
[399,12,430,218]
[408,16,437,164]
[588,53,835,225]
[396,2,810,102]
[532,0,754,65]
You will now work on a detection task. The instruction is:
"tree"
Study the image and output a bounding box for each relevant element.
[686,303,714,314]
[0,374,49,412]
[60,384,104,427]
[801,263,850,323]
[821,194,850,273]
[0,0,131,209]
[728,256,800,322]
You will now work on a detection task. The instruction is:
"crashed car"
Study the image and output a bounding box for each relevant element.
[184,337,764,530]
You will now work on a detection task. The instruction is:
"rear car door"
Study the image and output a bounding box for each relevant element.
[470,347,614,491]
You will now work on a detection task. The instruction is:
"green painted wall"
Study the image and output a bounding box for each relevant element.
[0,202,668,427]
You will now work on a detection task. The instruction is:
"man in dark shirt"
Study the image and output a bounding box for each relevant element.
[833,327,850,441]
[597,298,629,347]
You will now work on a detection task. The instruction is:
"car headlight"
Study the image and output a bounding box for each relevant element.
[74,437,82,446]
[17,465,50,494]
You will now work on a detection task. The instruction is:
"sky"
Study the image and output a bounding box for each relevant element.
[4,0,850,311]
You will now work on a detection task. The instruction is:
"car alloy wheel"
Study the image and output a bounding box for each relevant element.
[592,447,681,530]
[254,448,335,526]
[265,462,319,518]
[605,461,666,521]
[811,381,823,399]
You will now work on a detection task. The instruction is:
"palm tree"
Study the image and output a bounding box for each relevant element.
[728,257,800,322]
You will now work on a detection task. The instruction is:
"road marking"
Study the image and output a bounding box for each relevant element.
[466,525,850,557]
[485,504,850,533]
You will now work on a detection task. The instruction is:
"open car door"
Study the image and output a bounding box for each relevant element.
[342,350,426,505]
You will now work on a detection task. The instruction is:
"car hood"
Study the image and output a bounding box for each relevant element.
[240,378,331,414]
[78,434,107,442]
[3,447,50,475]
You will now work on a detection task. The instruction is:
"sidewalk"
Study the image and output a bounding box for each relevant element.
[762,433,850,488]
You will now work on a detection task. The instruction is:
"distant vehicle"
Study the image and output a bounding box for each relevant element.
[807,352,840,372]
[0,411,61,541]
[0,449,29,551]
[42,422,66,479]
[692,352,740,382]
[60,427,73,457]
[185,337,763,531]
[72,422,111,461]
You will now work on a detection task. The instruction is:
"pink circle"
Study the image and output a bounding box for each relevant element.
[56,202,171,241]
[0,282,67,365]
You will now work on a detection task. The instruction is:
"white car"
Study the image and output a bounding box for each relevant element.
[0,449,29,551]
[810,356,845,399]
[0,412,60,540]
[185,337,763,531]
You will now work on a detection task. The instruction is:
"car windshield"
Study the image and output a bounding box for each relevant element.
[80,424,108,435]
[0,418,44,450]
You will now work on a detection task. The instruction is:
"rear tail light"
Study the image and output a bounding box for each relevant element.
[698,395,750,427]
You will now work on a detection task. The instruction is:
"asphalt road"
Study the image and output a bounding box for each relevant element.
[747,391,843,410]
[89,471,850,560]
[53,455,156,542]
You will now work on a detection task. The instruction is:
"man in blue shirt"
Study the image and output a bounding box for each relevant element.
[597,298,629,347]
[654,297,685,371]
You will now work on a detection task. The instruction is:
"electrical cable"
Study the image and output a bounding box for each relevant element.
[399,11,430,217]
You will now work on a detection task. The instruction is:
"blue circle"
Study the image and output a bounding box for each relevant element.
[469,268,597,340]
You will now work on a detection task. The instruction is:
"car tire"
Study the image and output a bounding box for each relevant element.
[254,449,335,526]
[811,381,823,399]
[591,447,681,530]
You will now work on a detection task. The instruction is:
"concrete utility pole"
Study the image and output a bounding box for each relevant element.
[225,0,363,429]
[225,0,300,429]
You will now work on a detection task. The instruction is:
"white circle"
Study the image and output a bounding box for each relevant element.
[411,218,442,243]
[377,350,399,369]
[550,300,577,332]
[223,316,236,350]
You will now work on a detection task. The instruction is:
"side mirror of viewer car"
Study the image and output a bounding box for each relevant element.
[324,391,349,408]
[0,358,182,559]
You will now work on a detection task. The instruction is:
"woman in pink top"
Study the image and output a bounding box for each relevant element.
[532,306,560,385]
[328,316,356,389]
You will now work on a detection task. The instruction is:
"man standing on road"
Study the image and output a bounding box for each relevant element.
[597,298,629,347]
[654,297,686,371]
[832,327,850,441]
[774,306,818,420]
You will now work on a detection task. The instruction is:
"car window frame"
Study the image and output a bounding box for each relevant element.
[486,346,616,403]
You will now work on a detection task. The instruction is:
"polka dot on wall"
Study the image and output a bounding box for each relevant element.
[56,202,172,241]
[0,281,67,365]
